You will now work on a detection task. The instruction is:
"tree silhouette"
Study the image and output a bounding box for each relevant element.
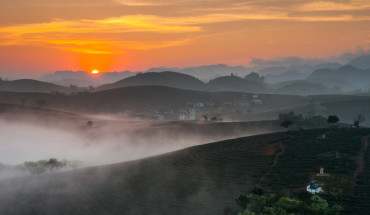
[327,115,339,126]
[354,114,365,127]
[280,120,293,128]
[46,158,66,173]
[87,120,94,126]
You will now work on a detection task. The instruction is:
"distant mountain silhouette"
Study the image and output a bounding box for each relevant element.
[349,55,370,70]
[0,79,69,93]
[0,85,256,113]
[264,70,307,84]
[307,65,370,90]
[208,75,267,93]
[276,82,333,95]
[39,70,137,86]
[53,79,98,87]
[97,71,210,91]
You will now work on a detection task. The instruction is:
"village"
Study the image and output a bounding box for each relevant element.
[132,94,264,121]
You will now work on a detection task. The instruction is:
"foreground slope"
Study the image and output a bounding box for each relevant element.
[0,129,370,214]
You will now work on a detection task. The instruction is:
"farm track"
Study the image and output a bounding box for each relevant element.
[354,135,370,179]
[256,139,288,187]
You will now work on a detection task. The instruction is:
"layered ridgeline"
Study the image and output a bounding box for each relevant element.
[0,79,70,93]
[1,85,370,125]
[97,71,212,92]
[0,129,369,214]
[3,65,370,95]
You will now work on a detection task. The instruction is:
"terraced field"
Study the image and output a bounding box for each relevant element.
[259,128,370,214]
[0,133,287,215]
[0,129,369,215]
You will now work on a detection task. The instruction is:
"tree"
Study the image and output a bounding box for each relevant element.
[202,115,208,121]
[353,114,365,127]
[244,72,265,84]
[252,187,265,196]
[280,120,293,128]
[24,160,47,174]
[46,158,67,173]
[87,120,94,126]
[327,115,339,126]
[236,192,342,215]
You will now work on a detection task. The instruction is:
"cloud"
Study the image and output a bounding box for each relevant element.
[1,0,370,55]
[114,0,164,6]
[298,1,370,11]
[0,15,201,54]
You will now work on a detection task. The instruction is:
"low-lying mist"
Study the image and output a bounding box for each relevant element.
[0,114,281,179]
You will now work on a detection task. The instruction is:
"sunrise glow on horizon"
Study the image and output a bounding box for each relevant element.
[1,0,370,77]
[91,70,100,75]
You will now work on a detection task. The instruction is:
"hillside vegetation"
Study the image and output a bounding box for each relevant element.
[0,129,369,214]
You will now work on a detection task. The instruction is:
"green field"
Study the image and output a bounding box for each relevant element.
[0,128,369,214]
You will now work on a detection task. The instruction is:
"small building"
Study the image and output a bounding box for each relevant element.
[322,134,326,139]
[306,180,323,194]
[252,99,263,105]
[317,167,329,177]
[195,102,205,107]
[178,106,196,120]
[156,115,165,120]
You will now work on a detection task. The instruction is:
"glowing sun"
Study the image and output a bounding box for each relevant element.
[91,69,100,74]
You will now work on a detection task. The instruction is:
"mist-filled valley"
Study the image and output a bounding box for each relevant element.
[0,109,282,178]
[3,0,370,213]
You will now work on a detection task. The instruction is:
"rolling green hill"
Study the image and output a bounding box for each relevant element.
[97,71,211,91]
[0,79,70,93]
[0,129,369,214]
[208,75,267,93]
[0,85,309,115]
[1,85,370,125]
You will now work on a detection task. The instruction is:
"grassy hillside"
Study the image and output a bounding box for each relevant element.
[0,85,309,116]
[97,71,211,91]
[0,128,369,214]
[208,75,267,93]
[0,79,69,93]
[1,85,370,125]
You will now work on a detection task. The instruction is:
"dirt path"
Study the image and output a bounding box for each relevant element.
[256,141,286,186]
[354,135,370,179]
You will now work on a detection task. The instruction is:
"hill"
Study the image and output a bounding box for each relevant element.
[0,129,369,214]
[264,70,307,84]
[349,55,370,70]
[307,65,370,91]
[39,70,137,87]
[0,85,312,121]
[0,79,70,93]
[208,75,267,93]
[275,82,334,95]
[97,71,210,91]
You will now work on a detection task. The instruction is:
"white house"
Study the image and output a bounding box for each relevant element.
[178,106,196,120]
[306,180,323,194]
[195,102,204,107]
[317,167,329,177]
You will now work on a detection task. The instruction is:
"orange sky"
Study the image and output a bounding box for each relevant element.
[1,0,370,77]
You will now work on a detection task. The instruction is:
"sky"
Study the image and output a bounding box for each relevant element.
[0,0,370,78]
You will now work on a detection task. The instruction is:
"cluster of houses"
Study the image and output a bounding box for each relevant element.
[135,94,263,121]
[178,102,208,120]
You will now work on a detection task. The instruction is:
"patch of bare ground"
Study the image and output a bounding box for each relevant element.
[256,138,289,187]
